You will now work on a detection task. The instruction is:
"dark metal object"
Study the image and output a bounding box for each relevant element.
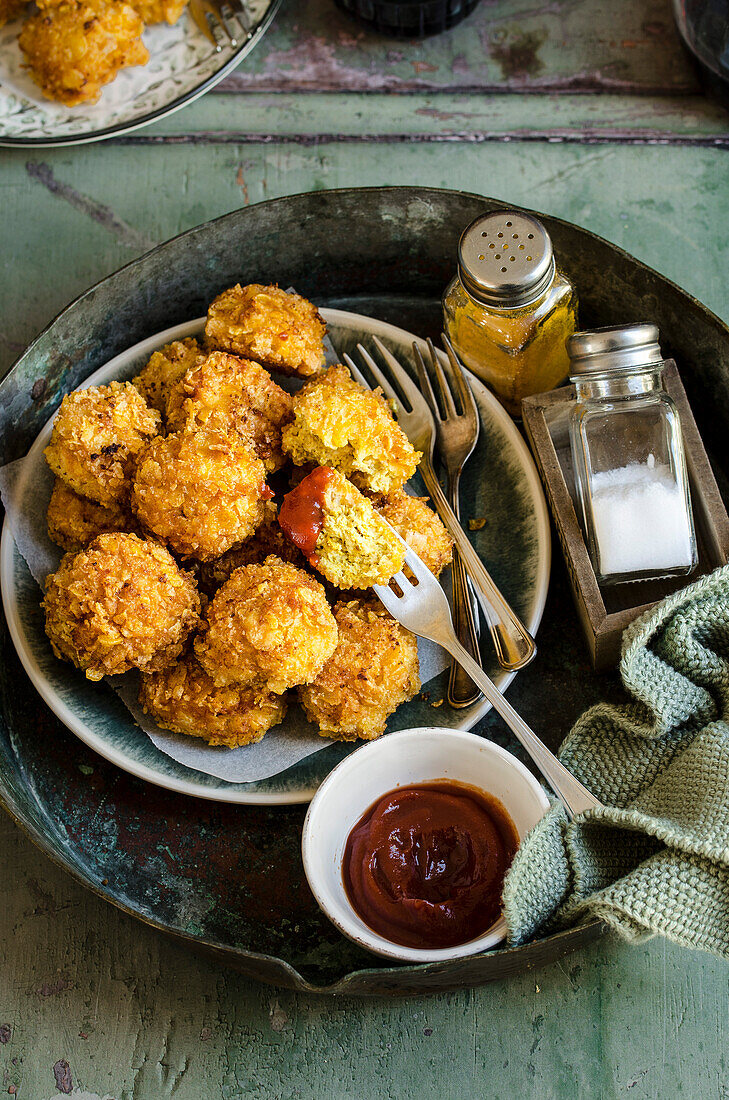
[567,323,663,377]
[673,0,729,107]
[458,210,555,309]
[2,187,729,994]
[332,0,482,38]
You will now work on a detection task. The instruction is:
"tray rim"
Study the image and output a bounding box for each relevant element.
[0,775,607,994]
[3,185,728,993]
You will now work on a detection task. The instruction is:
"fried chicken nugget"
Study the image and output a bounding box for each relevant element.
[282,364,420,493]
[205,284,326,378]
[126,0,186,22]
[165,351,293,473]
[47,477,131,552]
[0,0,26,26]
[43,533,200,682]
[299,599,420,741]
[196,501,305,595]
[195,556,338,694]
[132,338,202,418]
[44,381,161,507]
[132,428,267,561]
[279,466,404,589]
[140,652,287,748]
[19,0,148,106]
[370,488,453,577]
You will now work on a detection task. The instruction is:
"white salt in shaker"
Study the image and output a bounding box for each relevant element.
[567,324,697,585]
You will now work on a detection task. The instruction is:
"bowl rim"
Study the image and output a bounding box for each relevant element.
[301,726,551,964]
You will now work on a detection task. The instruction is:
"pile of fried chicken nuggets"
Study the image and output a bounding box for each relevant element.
[41,284,454,748]
[2,0,188,107]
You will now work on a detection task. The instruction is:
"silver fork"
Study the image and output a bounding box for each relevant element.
[189,0,253,50]
[374,541,602,819]
[343,335,536,672]
[413,336,482,709]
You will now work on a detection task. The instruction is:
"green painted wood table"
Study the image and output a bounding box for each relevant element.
[3,1,729,1096]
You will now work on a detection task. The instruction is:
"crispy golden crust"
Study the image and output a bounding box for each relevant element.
[140,652,287,747]
[299,599,420,741]
[0,0,26,25]
[19,0,148,106]
[165,351,293,473]
[43,533,200,681]
[369,488,453,577]
[131,428,267,562]
[47,477,132,552]
[127,0,186,21]
[282,364,420,493]
[196,501,305,594]
[205,284,326,378]
[44,381,161,507]
[195,556,338,694]
[132,338,202,418]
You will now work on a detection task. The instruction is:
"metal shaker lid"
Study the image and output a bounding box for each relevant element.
[567,323,663,377]
[458,211,555,308]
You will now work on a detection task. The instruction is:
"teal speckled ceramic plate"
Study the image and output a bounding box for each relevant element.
[0,307,550,805]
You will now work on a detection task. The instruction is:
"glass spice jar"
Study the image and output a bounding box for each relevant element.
[442,211,578,417]
[567,324,698,586]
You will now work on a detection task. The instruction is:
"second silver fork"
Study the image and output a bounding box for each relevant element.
[413,336,482,709]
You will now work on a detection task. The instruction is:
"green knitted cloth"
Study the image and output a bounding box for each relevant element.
[503,563,729,958]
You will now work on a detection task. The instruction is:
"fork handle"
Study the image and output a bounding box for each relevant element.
[440,630,602,819]
[419,458,537,672]
[447,473,483,708]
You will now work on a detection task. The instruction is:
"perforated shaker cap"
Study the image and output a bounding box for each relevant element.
[458,211,555,308]
[567,324,663,377]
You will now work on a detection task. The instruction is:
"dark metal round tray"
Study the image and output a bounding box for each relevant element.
[2,186,728,995]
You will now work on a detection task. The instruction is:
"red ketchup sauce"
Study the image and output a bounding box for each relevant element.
[278,466,335,565]
[343,782,519,949]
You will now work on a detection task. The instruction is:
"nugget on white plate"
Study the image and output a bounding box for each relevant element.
[299,598,420,741]
[43,533,200,681]
[140,653,287,748]
[194,555,338,694]
[18,0,148,106]
[131,428,268,562]
[205,284,326,378]
[282,364,420,493]
[165,350,292,472]
[44,381,160,506]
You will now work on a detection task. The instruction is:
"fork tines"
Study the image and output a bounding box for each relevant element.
[190,0,253,50]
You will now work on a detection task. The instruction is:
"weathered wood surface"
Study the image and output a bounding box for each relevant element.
[4,141,729,383]
[4,0,729,1094]
[4,810,729,1100]
[215,0,698,94]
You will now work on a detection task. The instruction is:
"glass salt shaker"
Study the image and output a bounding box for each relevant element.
[442,210,578,417]
[567,324,697,585]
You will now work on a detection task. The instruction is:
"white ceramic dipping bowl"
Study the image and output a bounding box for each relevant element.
[302,727,550,963]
